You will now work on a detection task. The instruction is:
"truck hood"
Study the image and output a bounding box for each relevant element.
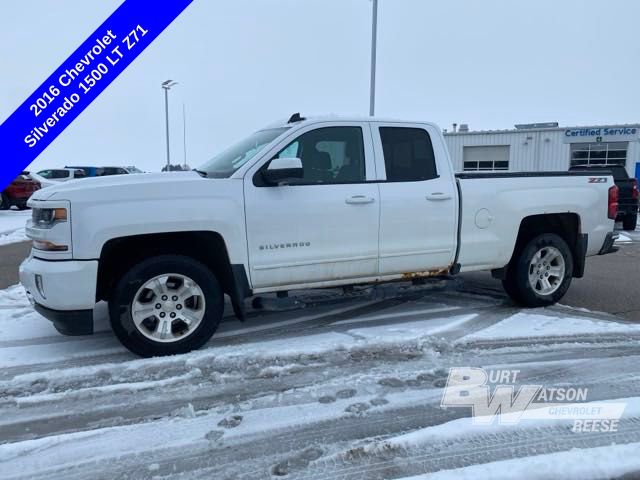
[31,171,228,203]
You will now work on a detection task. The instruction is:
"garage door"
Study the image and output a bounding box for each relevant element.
[463,145,510,171]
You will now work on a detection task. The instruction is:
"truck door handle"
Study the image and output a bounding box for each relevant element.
[345,195,375,205]
[426,192,452,201]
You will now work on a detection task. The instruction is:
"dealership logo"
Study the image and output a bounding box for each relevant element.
[565,127,637,138]
[563,126,640,144]
[441,367,626,432]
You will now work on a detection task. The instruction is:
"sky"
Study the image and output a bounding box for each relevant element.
[1,0,639,173]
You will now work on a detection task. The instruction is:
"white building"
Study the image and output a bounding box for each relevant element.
[444,123,640,180]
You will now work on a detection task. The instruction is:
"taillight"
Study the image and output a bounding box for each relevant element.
[632,179,639,200]
[608,185,619,220]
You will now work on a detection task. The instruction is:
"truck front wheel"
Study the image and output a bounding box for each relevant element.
[109,255,224,357]
[502,233,573,308]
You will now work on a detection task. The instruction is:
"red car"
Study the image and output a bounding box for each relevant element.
[1,172,41,210]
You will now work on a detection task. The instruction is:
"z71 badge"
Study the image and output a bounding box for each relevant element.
[588,177,608,183]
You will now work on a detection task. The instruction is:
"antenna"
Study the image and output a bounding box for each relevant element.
[288,113,306,124]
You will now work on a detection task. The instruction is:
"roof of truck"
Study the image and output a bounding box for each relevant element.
[262,115,441,131]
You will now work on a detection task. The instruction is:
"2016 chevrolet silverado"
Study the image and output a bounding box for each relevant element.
[20,115,619,356]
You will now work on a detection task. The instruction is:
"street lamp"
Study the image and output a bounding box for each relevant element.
[161,79,178,169]
[182,102,187,168]
[369,0,378,116]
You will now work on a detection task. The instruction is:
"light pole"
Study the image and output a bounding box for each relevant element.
[369,0,378,117]
[182,102,187,168]
[161,79,178,169]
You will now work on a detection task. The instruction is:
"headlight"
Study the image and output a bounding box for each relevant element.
[27,203,72,255]
[32,207,67,229]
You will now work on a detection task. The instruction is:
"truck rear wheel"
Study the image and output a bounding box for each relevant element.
[502,233,573,308]
[622,214,637,231]
[109,255,224,357]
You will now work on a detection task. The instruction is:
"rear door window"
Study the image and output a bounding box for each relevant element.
[379,127,438,182]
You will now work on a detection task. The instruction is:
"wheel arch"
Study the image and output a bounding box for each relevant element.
[493,212,586,279]
[96,231,250,317]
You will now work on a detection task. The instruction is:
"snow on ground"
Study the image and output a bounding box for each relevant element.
[616,232,633,243]
[616,226,640,244]
[457,311,640,343]
[0,210,30,246]
[1,282,640,479]
[399,442,640,480]
[0,285,59,341]
[374,396,640,451]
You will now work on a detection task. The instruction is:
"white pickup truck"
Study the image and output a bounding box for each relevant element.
[20,115,619,356]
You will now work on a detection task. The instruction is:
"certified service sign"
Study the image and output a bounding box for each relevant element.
[564,126,640,143]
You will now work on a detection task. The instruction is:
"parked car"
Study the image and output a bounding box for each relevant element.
[65,166,131,177]
[31,168,87,189]
[124,166,145,174]
[37,168,87,183]
[1,172,41,210]
[570,164,638,230]
[27,172,58,189]
[64,166,102,177]
[21,115,619,356]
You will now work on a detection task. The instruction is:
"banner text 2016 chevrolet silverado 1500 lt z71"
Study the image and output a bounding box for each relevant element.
[20,115,619,356]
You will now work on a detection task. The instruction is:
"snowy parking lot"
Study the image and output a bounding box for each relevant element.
[2,279,640,479]
[0,210,29,247]
[1,209,640,478]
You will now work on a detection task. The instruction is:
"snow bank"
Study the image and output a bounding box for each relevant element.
[458,311,640,342]
[0,228,28,246]
[0,285,60,342]
[398,442,640,480]
[376,396,640,451]
[0,210,30,246]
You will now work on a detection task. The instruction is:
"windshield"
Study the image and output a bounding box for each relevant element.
[198,127,289,178]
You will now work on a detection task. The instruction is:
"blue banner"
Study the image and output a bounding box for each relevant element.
[0,0,193,189]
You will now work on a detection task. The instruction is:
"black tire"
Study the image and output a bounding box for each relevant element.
[501,276,524,305]
[622,214,637,231]
[16,203,29,210]
[0,193,10,211]
[502,233,573,308]
[109,255,224,357]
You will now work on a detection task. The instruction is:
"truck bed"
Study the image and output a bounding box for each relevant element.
[455,170,614,273]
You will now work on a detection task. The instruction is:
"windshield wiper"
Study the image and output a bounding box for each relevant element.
[193,169,208,178]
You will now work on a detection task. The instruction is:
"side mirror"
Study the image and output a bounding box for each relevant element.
[262,157,304,185]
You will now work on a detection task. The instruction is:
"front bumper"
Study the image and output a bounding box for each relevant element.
[20,255,98,335]
[33,302,93,336]
[598,231,619,255]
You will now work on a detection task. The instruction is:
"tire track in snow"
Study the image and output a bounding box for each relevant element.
[2,348,640,472]
[0,291,499,380]
[301,418,640,480]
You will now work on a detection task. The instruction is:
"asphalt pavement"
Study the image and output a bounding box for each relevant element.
[0,241,30,290]
[461,234,640,322]
[1,234,639,321]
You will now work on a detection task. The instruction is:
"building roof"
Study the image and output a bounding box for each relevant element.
[444,123,640,136]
